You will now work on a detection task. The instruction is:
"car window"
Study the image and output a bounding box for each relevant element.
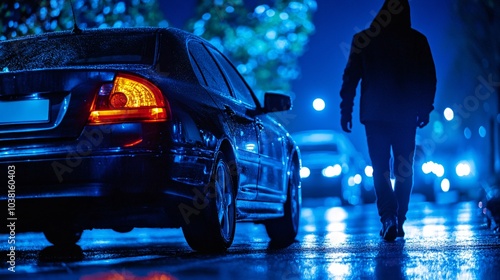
[208,47,256,108]
[187,41,231,97]
[188,50,206,85]
[0,33,156,71]
[299,143,339,153]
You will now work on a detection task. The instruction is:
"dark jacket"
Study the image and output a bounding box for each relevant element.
[340,0,437,125]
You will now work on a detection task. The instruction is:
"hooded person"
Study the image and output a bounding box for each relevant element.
[339,0,437,241]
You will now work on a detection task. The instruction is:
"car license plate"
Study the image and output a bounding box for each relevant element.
[0,99,50,125]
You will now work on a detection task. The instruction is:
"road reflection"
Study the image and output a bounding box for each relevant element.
[375,240,407,279]
[1,201,496,280]
[38,245,84,264]
[81,271,178,280]
[294,201,486,279]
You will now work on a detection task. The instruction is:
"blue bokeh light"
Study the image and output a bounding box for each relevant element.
[313,98,326,111]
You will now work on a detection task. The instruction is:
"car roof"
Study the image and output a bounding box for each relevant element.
[292,130,344,144]
[292,129,361,154]
[1,26,200,44]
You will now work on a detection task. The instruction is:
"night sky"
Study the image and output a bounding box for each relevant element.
[161,1,492,168]
[289,0,461,158]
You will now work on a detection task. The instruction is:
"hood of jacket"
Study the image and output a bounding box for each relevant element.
[370,0,411,32]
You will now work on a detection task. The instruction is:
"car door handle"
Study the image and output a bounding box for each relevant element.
[224,105,235,117]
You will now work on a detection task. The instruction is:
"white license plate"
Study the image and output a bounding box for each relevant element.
[0,99,50,125]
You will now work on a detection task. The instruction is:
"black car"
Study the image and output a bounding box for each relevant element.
[0,27,301,252]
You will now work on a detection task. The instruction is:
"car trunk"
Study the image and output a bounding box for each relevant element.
[0,69,115,143]
[0,29,159,145]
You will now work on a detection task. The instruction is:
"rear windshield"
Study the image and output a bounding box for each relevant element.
[0,32,157,72]
[299,143,339,153]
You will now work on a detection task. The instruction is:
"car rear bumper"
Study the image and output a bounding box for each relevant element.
[301,176,342,198]
[0,150,215,232]
[2,194,191,232]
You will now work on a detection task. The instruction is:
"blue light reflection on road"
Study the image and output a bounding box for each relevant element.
[296,201,487,279]
[1,201,497,280]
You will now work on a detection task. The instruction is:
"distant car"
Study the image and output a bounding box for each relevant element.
[409,143,436,201]
[292,130,374,205]
[413,138,481,202]
[0,27,301,251]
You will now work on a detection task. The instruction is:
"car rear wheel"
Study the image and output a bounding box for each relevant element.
[182,152,236,252]
[265,161,300,247]
[43,227,83,246]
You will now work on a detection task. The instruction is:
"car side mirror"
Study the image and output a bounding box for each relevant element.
[263,92,292,113]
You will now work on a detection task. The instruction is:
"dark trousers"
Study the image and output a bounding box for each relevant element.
[364,122,417,225]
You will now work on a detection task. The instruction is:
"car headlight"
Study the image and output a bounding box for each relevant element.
[348,174,363,187]
[300,167,311,179]
[433,164,445,177]
[422,162,432,174]
[456,161,472,177]
[421,161,445,177]
[322,164,342,178]
[354,174,362,184]
[364,166,373,177]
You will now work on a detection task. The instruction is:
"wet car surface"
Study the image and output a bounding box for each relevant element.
[0,27,301,252]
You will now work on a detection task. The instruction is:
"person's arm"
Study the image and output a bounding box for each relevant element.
[417,36,437,119]
[339,35,363,132]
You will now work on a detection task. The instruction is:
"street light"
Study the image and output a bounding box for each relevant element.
[313,98,325,111]
[444,107,454,121]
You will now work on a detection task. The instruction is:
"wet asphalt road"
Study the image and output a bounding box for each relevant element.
[2,199,500,280]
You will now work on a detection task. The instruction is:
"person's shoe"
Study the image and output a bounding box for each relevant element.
[397,225,405,237]
[380,216,398,241]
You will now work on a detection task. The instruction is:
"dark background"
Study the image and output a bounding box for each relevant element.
[162,0,495,178]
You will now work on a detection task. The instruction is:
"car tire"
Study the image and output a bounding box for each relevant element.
[265,161,300,248]
[182,152,236,252]
[43,227,83,246]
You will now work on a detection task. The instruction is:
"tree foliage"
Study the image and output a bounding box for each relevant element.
[187,0,317,94]
[1,0,316,95]
[0,0,167,40]
[454,0,499,86]
[454,0,500,175]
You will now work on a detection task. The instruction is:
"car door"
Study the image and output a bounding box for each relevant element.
[187,41,259,201]
[255,114,286,202]
[207,48,286,202]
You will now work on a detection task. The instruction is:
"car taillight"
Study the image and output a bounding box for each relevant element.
[88,73,169,124]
